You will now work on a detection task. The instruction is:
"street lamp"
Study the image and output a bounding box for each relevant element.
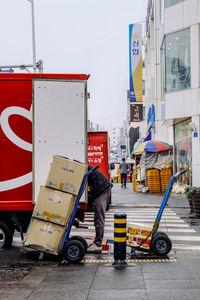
[0,0,43,74]
[26,0,37,72]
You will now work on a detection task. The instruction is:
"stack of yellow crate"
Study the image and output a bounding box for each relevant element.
[147,169,161,193]
[113,176,118,183]
[132,169,136,191]
[117,165,121,183]
[160,168,172,192]
[135,181,140,192]
[132,169,140,192]
[117,166,121,176]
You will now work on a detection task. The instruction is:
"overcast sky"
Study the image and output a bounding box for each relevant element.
[1,0,148,129]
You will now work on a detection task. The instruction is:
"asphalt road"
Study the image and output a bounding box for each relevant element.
[1,183,200,300]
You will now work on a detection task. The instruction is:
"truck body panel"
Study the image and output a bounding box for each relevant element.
[0,75,33,211]
[0,73,89,212]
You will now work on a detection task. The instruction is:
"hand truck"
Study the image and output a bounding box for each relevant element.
[125,169,187,256]
[59,165,99,263]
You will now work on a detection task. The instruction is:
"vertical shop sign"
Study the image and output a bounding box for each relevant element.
[130,104,143,122]
[129,24,143,102]
[127,90,130,124]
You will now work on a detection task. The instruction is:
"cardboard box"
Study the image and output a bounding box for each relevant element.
[126,223,153,249]
[46,156,87,195]
[32,186,76,226]
[24,218,66,255]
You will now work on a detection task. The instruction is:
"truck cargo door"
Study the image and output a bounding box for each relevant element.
[33,79,87,203]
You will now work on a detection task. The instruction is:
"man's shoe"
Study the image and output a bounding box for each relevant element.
[87,243,101,253]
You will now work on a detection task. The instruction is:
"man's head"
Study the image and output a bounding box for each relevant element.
[122,158,125,162]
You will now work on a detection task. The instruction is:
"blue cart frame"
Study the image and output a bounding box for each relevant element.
[59,165,99,258]
[149,169,187,236]
[107,169,187,256]
[134,169,187,255]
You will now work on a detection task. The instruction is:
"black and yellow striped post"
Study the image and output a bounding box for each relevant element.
[113,213,127,266]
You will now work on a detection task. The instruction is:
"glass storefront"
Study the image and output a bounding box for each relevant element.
[165,0,185,8]
[174,119,192,185]
[165,29,190,93]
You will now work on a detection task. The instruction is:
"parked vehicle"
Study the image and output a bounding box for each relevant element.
[0,73,89,248]
[88,131,111,180]
[88,131,114,206]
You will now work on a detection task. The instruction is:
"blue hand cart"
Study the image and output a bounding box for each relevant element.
[126,169,187,256]
[59,165,99,263]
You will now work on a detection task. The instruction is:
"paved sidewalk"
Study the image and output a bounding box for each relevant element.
[111,182,189,208]
[1,182,200,300]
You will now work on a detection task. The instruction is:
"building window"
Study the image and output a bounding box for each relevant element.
[164,0,185,8]
[174,119,192,186]
[165,28,190,93]
[160,0,164,23]
[142,80,145,95]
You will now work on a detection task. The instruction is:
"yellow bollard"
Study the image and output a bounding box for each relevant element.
[113,213,127,266]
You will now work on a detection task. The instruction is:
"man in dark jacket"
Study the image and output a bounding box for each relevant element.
[87,165,113,253]
[119,158,129,188]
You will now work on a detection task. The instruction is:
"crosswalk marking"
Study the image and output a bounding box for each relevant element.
[80,223,191,228]
[173,245,200,250]
[86,216,183,220]
[71,207,200,252]
[84,220,187,225]
[86,218,185,223]
[13,237,22,242]
[170,236,200,241]
[71,225,195,233]
[13,207,200,252]
[88,211,177,215]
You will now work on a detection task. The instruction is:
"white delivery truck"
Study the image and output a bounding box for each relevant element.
[0,73,90,248]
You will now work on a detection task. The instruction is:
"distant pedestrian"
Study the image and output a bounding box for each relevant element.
[119,158,129,188]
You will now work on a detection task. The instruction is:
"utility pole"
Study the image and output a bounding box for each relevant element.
[27,0,37,72]
[0,1,42,74]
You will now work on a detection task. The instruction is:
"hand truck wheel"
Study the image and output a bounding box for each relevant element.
[69,236,88,251]
[62,239,86,263]
[150,233,172,256]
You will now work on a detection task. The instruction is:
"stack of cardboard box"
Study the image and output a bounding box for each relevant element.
[24,155,87,255]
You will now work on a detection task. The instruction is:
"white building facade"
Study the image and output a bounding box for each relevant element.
[145,0,200,186]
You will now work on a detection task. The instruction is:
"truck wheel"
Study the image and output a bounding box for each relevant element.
[69,236,88,251]
[62,240,85,263]
[150,233,172,256]
[0,221,13,248]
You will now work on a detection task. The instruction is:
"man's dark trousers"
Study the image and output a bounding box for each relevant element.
[121,173,127,187]
[93,190,111,246]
